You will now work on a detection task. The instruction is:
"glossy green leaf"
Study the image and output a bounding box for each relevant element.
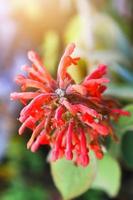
[92,154,121,197]
[50,153,97,200]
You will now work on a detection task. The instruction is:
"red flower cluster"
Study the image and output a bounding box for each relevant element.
[10,43,130,167]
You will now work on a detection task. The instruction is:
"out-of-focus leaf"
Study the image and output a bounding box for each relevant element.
[65,11,133,61]
[109,105,133,158]
[121,131,133,168]
[42,31,59,76]
[51,153,97,200]
[117,105,133,133]
[67,59,87,83]
[92,154,121,197]
[1,178,49,200]
[86,50,130,67]
[109,142,121,159]
[109,63,133,83]
[93,13,132,60]
[106,84,133,101]
[65,15,83,45]
[7,138,44,173]
[0,164,17,181]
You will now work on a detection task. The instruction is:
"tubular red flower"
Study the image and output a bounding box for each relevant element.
[65,120,74,160]
[78,127,89,167]
[54,105,65,126]
[28,51,56,87]
[10,43,130,167]
[10,92,40,101]
[111,109,130,116]
[85,64,107,81]
[57,43,80,88]
[51,128,67,161]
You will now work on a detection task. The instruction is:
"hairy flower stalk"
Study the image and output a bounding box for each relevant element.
[10,43,130,167]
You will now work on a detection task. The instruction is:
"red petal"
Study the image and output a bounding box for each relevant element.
[85,64,107,81]
[112,109,130,116]
[66,84,87,96]
[20,93,51,120]
[27,119,45,149]
[57,43,80,88]
[15,74,50,92]
[61,99,76,115]
[55,106,65,121]
[85,120,109,136]
[65,121,74,160]
[83,78,110,86]
[51,128,66,161]
[74,104,101,119]
[10,92,40,101]
[28,51,55,86]
[19,116,36,135]
[79,128,89,167]
[82,113,94,123]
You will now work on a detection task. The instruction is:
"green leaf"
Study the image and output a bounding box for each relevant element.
[1,178,50,200]
[109,105,133,158]
[67,59,87,83]
[41,31,59,76]
[77,189,104,200]
[121,131,133,168]
[50,153,97,200]
[117,104,133,133]
[92,154,121,197]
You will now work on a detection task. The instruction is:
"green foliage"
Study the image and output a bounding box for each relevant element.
[92,154,121,197]
[109,105,133,161]
[121,131,133,168]
[1,137,50,200]
[92,13,132,58]
[7,137,44,173]
[77,189,105,200]
[50,153,97,200]
[42,31,60,76]
[117,105,133,133]
[67,59,87,83]
[1,178,49,200]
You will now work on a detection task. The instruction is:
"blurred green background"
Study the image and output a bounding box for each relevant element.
[0,0,133,199]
